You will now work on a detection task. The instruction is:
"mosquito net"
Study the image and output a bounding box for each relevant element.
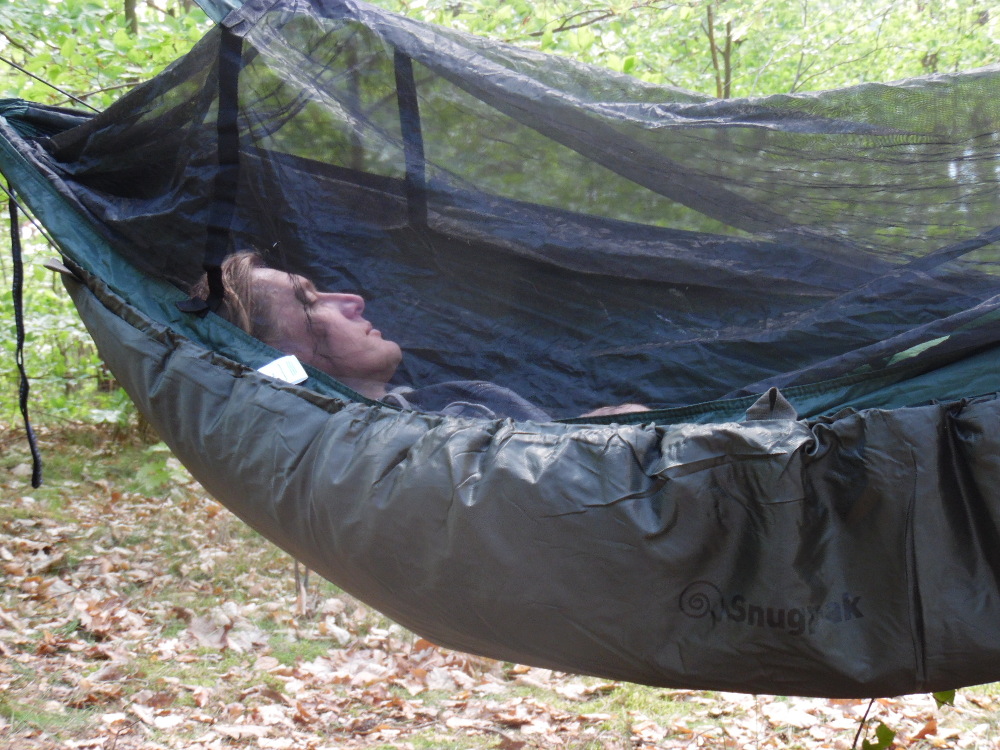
[24,0,1000,422]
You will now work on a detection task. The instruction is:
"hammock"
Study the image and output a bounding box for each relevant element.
[2,0,1000,698]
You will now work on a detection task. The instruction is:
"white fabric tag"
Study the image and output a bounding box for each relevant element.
[258,355,308,384]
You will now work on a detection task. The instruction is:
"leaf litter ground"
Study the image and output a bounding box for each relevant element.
[2,423,999,749]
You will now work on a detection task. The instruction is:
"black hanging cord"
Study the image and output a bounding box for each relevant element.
[0,54,100,113]
[0,180,58,251]
[8,196,43,487]
[394,50,428,228]
[177,26,243,315]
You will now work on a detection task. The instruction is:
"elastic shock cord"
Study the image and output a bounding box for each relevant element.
[8,195,43,487]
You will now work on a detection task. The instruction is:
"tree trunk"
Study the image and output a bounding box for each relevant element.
[124,0,139,35]
[705,4,734,99]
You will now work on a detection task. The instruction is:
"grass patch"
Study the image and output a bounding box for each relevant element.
[400,734,499,749]
[268,637,333,666]
[0,695,102,737]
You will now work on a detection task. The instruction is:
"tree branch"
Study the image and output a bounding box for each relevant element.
[723,19,732,98]
[0,31,33,57]
[79,81,144,101]
[705,4,723,98]
[550,11,617,35]
[789,0,809,92]
[145,1,179,18]
[527,1,684,39]
[528,8,616,38]
[789,5,894,92]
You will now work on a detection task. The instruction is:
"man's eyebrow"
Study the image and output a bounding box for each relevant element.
[290,275,318,294]
[287,275,315,305]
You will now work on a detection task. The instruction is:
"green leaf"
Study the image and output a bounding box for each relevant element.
[59,38,78,60]
[861,722,896,750]
[112,28,133,48]
[933,689,956,708]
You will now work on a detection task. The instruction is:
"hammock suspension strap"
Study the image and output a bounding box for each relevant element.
[7,195,43,488]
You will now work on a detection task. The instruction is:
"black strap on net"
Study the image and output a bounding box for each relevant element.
[177,25,244,315]
[394,50,428,228]
[179,40,425,315]
[7,196,43,487]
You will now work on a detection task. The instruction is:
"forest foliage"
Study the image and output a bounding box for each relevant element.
[380,0,998,96]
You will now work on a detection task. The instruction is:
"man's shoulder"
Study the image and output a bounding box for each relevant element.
[385,380,550,421]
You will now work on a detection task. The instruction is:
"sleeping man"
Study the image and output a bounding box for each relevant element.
[193,251,647,420]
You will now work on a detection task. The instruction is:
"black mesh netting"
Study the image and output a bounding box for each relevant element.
[40,0,1000,419]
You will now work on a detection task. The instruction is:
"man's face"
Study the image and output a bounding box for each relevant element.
[252,268,402,392]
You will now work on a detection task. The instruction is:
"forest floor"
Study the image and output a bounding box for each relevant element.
[2,422,1000,750]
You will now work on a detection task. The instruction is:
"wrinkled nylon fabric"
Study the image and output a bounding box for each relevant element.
[65,270,1000,697]
[2,0,1000,697]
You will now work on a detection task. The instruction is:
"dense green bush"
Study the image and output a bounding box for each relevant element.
[0,1,210,426]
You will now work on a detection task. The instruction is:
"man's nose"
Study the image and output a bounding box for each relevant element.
[330,293,365,317]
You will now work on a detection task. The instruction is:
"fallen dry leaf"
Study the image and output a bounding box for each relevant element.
[913,717,938,740]
[213,724,270,739]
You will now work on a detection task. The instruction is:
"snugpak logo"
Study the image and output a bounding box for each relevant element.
[679,581,863,636]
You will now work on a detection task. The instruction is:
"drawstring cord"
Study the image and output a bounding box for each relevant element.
[0,54,100,113]
[8,195,43,487]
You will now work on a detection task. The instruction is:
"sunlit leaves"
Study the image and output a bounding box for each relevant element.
[0,0,210,109]
[0,2,212,427]
[0,252,128,425]
[380,0,999,96]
